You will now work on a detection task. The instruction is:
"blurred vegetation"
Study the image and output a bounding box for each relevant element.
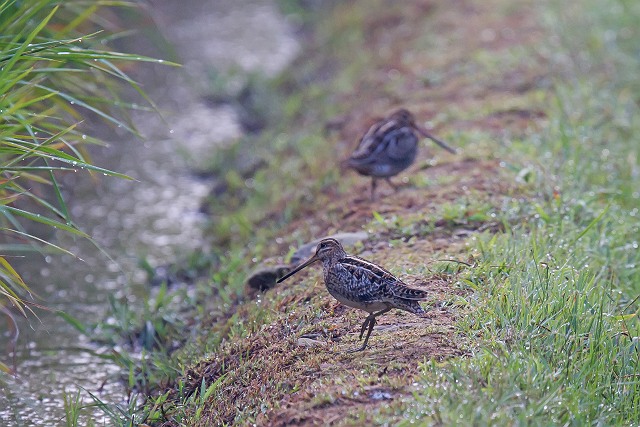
[0,0,171,373]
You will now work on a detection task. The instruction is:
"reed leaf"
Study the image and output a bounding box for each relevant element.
[0,0,171,313]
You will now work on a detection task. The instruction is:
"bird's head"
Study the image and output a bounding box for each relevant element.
[391,108,457,154]
[389,108,415,125]
[314,238,345,261]
[277,238,346,283]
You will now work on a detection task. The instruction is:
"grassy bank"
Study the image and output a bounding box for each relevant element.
[93,0,639,425]
[404,1,640,423]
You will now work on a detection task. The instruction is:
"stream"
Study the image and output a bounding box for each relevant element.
[0,1,299,424]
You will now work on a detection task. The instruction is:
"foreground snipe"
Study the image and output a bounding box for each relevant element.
[277,238,429,352]
[345,108,456,199]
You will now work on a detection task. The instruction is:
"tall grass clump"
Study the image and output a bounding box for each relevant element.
[406,0,640,424]
[0,0,170,371]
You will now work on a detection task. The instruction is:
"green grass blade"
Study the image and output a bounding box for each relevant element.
[572,205,610,244]
[0,206,89,237]
[1,228,83,260]
[0,5,58,83]
[57,310,88,334]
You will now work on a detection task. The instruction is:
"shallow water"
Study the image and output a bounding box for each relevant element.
[0,1,298,424]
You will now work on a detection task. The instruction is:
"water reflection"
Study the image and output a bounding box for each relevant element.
[0,0,298,424]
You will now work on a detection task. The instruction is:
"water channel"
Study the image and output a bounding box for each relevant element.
[0,1,299,424]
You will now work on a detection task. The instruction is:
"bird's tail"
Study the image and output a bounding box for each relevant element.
[390,285,429,301]
[339,157,355,171]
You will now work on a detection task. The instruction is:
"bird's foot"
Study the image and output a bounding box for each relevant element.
[385,178,400,191]
[346,344,367,353]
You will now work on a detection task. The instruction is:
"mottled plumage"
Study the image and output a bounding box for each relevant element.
[277,238,429,352]
[346,108,456,199]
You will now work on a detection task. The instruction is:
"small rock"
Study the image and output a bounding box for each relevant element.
[245,264,291,292]
[453,228,474,237]
[370,390,393,400]
[299,333,322,340]
[297,337,327,347]
[290,232,368,265]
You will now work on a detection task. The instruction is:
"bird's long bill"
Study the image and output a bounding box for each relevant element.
[416,125,457,154]
[276,255,319,283]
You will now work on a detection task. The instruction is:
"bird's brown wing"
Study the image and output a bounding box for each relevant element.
[349,119,387,160]
[339,256,396,289]
[340,256,427,300]
[383,127,417,160]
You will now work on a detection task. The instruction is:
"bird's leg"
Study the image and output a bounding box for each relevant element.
[348,308,392,353]
[358,316,377,351]
[348,318,374,353]
[358,315,374,340]
[385,177,399,192]
[370,178,378,200]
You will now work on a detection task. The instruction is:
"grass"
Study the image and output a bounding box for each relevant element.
[61,386,148,427]
[0,0,172,370]
[85,0,639,425]
[401,0,640,424]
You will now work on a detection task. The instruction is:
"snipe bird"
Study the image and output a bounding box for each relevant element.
[345,108,456,199]
[277,238,429,352]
